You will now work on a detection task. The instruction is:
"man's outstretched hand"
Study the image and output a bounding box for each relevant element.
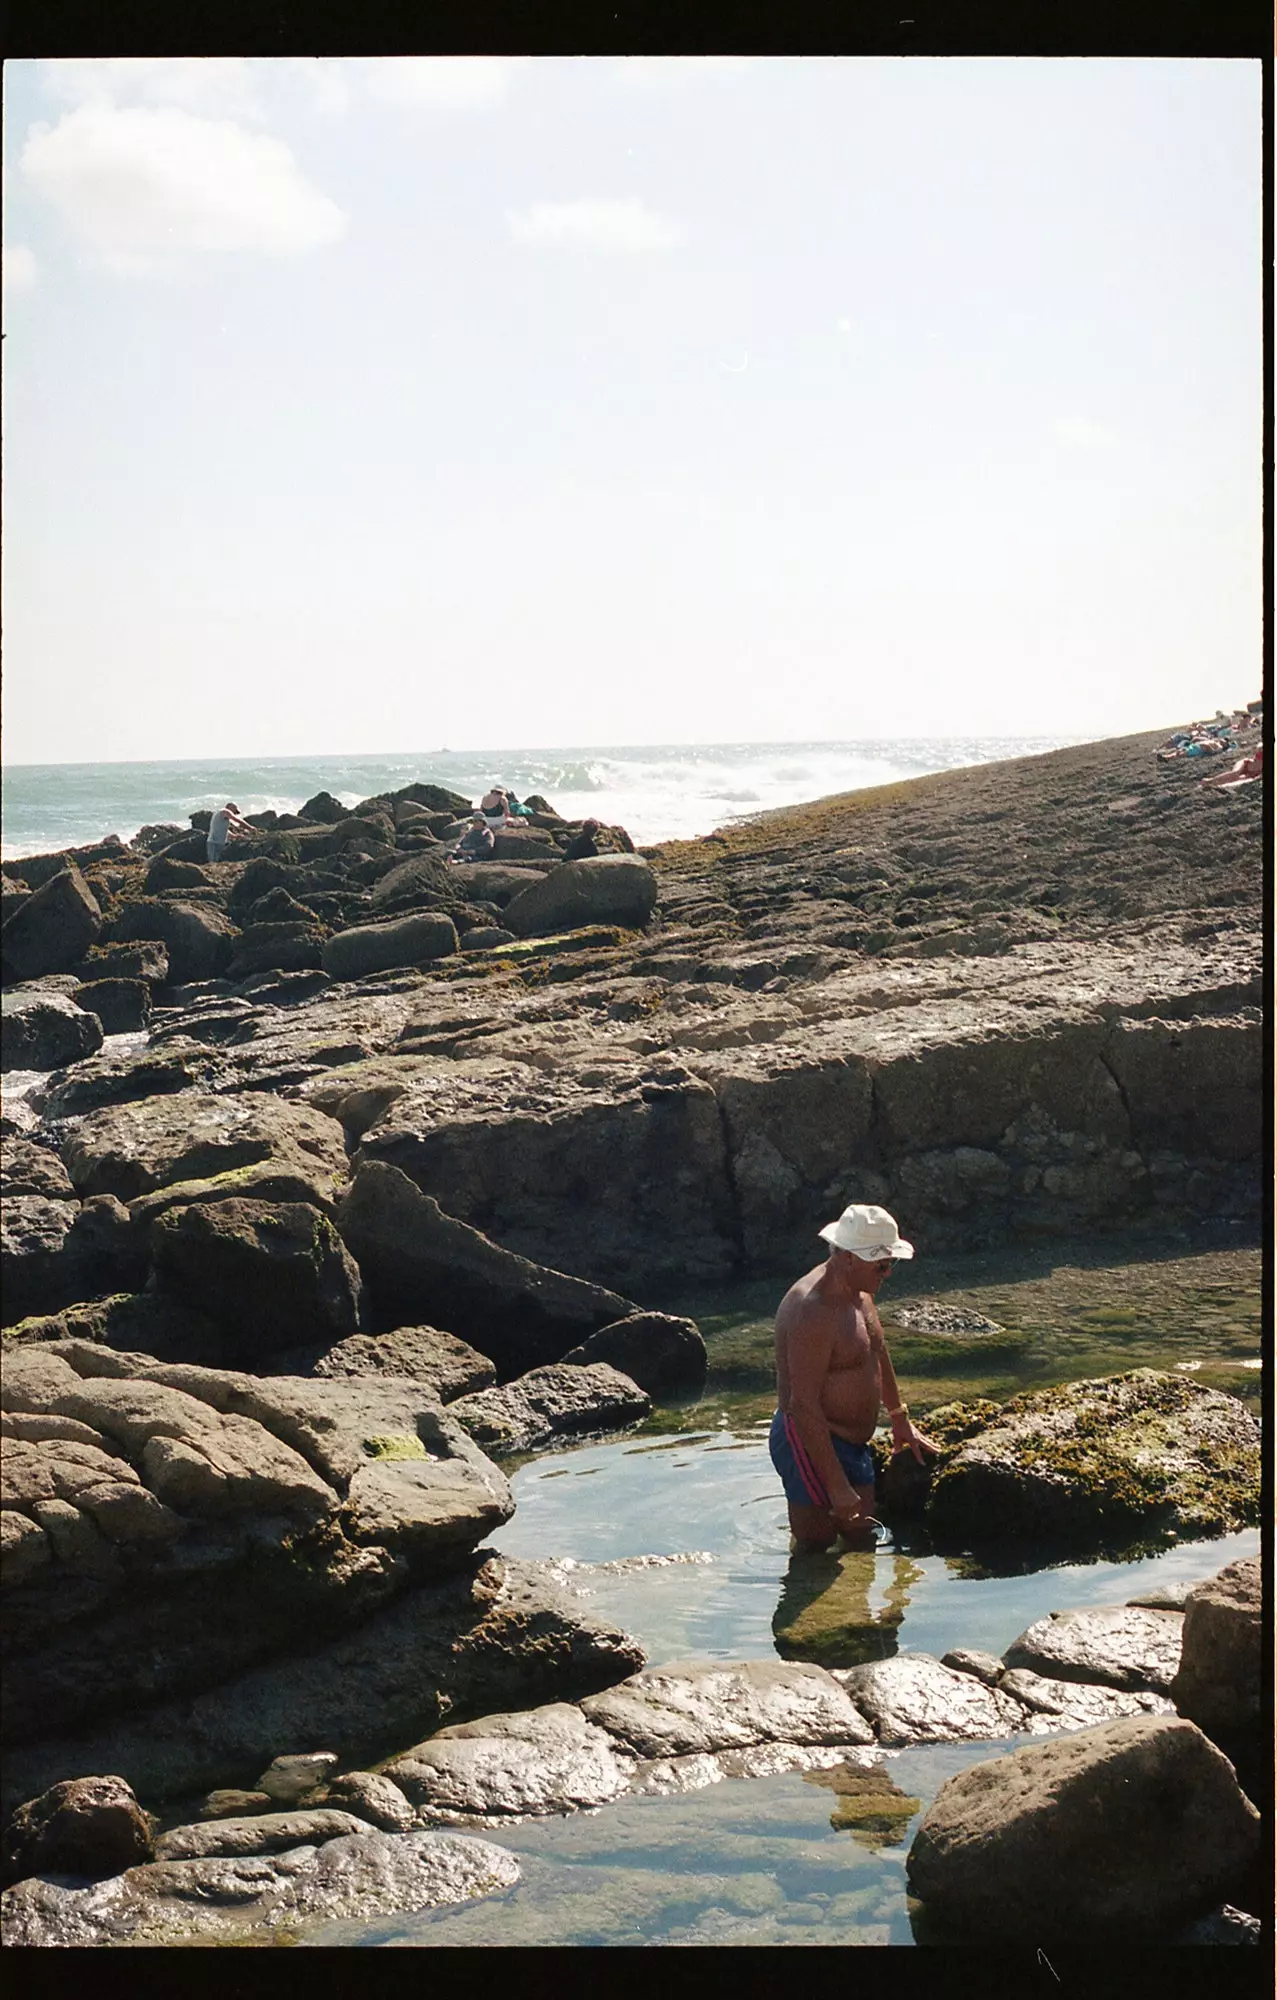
[889,1416,940,1466]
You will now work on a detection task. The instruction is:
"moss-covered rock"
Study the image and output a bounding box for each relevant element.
[922,1370,1260,1553]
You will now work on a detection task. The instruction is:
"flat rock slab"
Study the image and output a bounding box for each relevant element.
[387,1702,635,1818]
[0,1829,520,1946]
[448,1362,649,1456]
[906,1715,1262,1938]
[57,1090,348,1203]
[627,1741,877,1797]
[837,1655,1028,1745]
[309,1326,496,1401]
[155,1807,367,1861]
[1003,1605,1184,1694]
[999,1668,1175,1732]
[580,1659,874,1759]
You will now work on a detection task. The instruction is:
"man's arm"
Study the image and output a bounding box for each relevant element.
[864,1295,937,1465]
[782,1302,871,1527]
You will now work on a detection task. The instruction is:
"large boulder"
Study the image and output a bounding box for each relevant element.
[0,1827,519,1947]
[322,913,458,981]
[225,921,328,980]
[1,1194,83,1324]
[0,1345,515,1770]
[446,863,548,908]
[559,1311,707,1396]
[149,1199,366,1356]
[906,1715,1261,1938]
[74,940,170,986]
[1,988,104,1073]
[335,1162,637,1377]
[447,1362,650,1457]
[69,977,151,1035]
[368,853,456,912]
[922,1371,1260,1550]
[1,1775,154,1888]
[1170,1558,1261,1740]
[387,1702,634,1819]
[57,1090,349,1203]
[1002,1604,1184,1694]
[1,1138,76,1202]
[1,1551,644,1812]
[308,1326,496,1401]
[579,1659,874,1758]
[107,899,239,985]
[3,1292,228,1366]
[1,866,103,984]
[502,854,657,938]
[837,1655,1028,1745]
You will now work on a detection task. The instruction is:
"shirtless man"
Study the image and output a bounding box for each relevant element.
[770,1203,937,1550]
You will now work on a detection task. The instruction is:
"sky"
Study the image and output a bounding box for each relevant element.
[1,55,1263,765]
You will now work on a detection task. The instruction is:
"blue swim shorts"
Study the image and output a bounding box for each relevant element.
[769,1410,875,1508]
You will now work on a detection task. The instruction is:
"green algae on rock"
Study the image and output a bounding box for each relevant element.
[921,1370,1260,1553]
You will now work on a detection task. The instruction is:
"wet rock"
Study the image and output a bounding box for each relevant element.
[1,866,103,984]
[144,858,212,895]
[58,1088,348,1202]
[299,791,350,824]
[198,1788,272,1820]
[388,1702,635,1818]
[2,1553,644,1811]
[69,977,151,1035]
[37,1044,216,1120]
[127,1159,342,1241]
[2,988,105,1073]
[1169,1903,1262,1946]
[323,913,458,981]
[0,1828,520,1945]
[906,1714,1262,1938]
[938,1648,1004,1687]
[155,1805,363,1860]
[836,1655,1028,1745]
[1170,1557,1261,1739]
[108,898,239,985]
[308,1325,496,1400]
[580,1659,874,1758]
[503,855,657,938]
[2,1775,153,1887]
[923,1370,1261,1549]
[448,1362,649,1457]
[367,852,455,912]
[335,1161,636,1377]
[321,1770,415,1832]
[997,1668,1173,1730]
[150,1198,365,1357]
[1002,1604,1184,1694]
[448,862,548,908]
[255,1750,341,1806]
[559,1310,708,1396]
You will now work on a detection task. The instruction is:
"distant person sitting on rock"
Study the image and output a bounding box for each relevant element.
[450,814,496,862]
[504,790,534,819]
[1200,744,1264,788]
[562,818,602,860]
[206,802,254,863]
[771,1203,938,1553]
[479,787,516,828]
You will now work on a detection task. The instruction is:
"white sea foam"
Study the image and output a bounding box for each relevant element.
[2,736,1087,860]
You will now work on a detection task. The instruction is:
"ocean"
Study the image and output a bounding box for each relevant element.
[1,737,1086,862]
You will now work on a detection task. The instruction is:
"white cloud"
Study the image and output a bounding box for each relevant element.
[3,244,38,292]
[286,58,351,119]
[21,104,346,273]
[361,57,526,109]
[42,58,263,122]
[1053,415,1118,451]
[508,198,684,252]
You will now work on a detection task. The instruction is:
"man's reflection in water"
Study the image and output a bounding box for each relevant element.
[771,1544,925,1669]
[803,1764,923,1851]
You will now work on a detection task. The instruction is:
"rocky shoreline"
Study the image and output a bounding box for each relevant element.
[0,727,1265,1945]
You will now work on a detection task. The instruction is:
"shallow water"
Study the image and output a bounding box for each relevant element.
[308,1234,1261,1949]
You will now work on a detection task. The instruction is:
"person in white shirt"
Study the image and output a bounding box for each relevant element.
[206,802,254,863]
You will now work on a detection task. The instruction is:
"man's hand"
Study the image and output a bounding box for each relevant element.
[831,1500,883,1544]
[889,1413,939,1465]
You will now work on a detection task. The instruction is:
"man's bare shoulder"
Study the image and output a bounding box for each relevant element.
[776,1266,835,1329]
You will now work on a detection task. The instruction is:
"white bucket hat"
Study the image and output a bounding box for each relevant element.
[818,1203,914,1260]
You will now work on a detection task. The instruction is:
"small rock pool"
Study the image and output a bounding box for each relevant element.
[308,1236,1261,1950]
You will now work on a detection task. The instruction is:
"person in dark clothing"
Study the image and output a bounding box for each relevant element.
[450,815,496,862]
[563,818,602,861]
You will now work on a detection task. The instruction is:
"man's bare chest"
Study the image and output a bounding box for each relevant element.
[827,1308,874,1373]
